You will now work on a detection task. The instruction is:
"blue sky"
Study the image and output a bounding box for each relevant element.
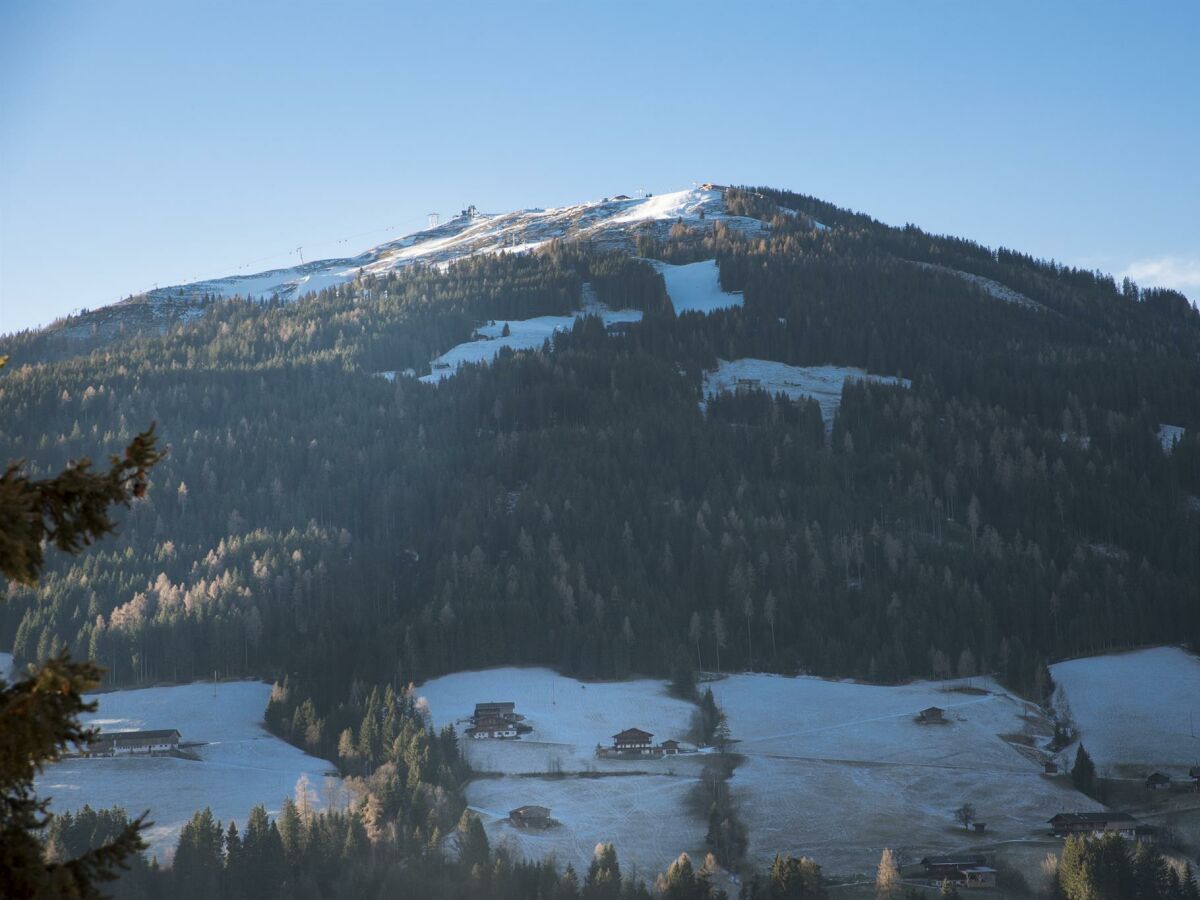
[2,1,1197,333]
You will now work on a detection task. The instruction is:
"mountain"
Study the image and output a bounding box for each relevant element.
[2,181,1197,702]
[19,187,803,360]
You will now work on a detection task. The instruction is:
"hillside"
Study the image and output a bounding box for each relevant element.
[2,183,1198,722]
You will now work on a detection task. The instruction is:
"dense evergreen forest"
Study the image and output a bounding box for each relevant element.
[2,185,1198,721]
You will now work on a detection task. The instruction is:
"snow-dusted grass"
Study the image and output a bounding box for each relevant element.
[417,668,706,879]
[417,667,697,773]
[417,666,1093,879]
[468,775,704,882]
[649,259,743,315]
[36,682,338,861]
[1051,647,1200,777]
[702,359,910,428]
[420,290,642,384]
[1159,423,1186,452]
[709,673,1087,876]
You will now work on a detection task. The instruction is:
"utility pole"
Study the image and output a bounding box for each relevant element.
[428,212,441,228]
[295,246,305,264]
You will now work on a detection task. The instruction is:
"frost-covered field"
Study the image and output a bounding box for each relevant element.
[416,666,1091,879]
[709,673,1087,876]
[649,259,743,315]
[417,667,697,773]
[1051,647,1200,777]
[417,668,707,877]
[36,681,338,860]
[702,359,910,427]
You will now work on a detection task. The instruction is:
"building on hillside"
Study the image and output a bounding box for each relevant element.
[474,702,518,722]
[469,716,517,739]
[467,701,523,739]
[920,855,996,887]
[660,739,682,755]
[1146,772,1171,790]
[1044,761,1059,775]
[1048,812,1139,840]
[918,706,945,724]
[508,805,552,828]
[85,729,181,757]
[612,728,654,753]
[1189,766,1200,788]
[612,194,631,201]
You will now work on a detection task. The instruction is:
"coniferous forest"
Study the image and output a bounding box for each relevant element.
[3,185,1199,899]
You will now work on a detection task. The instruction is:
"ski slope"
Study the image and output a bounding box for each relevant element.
[36,681,339,861]
[702,359,910,428]
[649,259,743,315]
[1051,646,1200,777]
[419,289,643,383]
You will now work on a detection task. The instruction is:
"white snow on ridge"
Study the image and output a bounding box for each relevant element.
[648,259,743,315]
[702,359,910,427]
[1051,646,1200,777]
[37,682,337,860]
[1158,423,1186,452]
[145,188,770,308]
[909,261,1040,310]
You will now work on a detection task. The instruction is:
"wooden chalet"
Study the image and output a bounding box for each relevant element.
[474,702,517,722]
[918,706,945,724]
[1048,811,1138,839]
[1146,772,1171,790]
[1044,761,1059,775]
[612,728,654,753]
[660,739,681,755]
[85,729,181,757]
[508,805,552,828]
[920,854,996,887]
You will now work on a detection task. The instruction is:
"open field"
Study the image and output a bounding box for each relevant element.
[1051,646,1200,778]
[708,673,1089,878]
[35,681,338,860]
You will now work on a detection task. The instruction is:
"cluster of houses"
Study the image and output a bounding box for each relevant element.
[78,729,182,758]
[467,702,526,739]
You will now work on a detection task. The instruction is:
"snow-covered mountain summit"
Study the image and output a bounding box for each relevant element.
[38,187,783,348]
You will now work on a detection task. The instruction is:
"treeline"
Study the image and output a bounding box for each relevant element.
[1051,833,1199,900]
[56,801,831,900]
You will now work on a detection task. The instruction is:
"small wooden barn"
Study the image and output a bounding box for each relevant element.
[509,805,552,828]
[918,706,945,724]
[1146,772,1171,790]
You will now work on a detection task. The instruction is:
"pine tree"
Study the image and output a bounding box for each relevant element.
[0,389,160,897]
[1071,744,1097,796]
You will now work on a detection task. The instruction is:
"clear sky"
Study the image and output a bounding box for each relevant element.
[1,1,1197,333]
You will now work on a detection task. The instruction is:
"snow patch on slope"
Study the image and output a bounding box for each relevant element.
[1051,647,1200,777]
[910,261,1040,310]
[649,259,743,315]
[1158,423,1186,452]
[420,287,641,383]
[703,359,910,428]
